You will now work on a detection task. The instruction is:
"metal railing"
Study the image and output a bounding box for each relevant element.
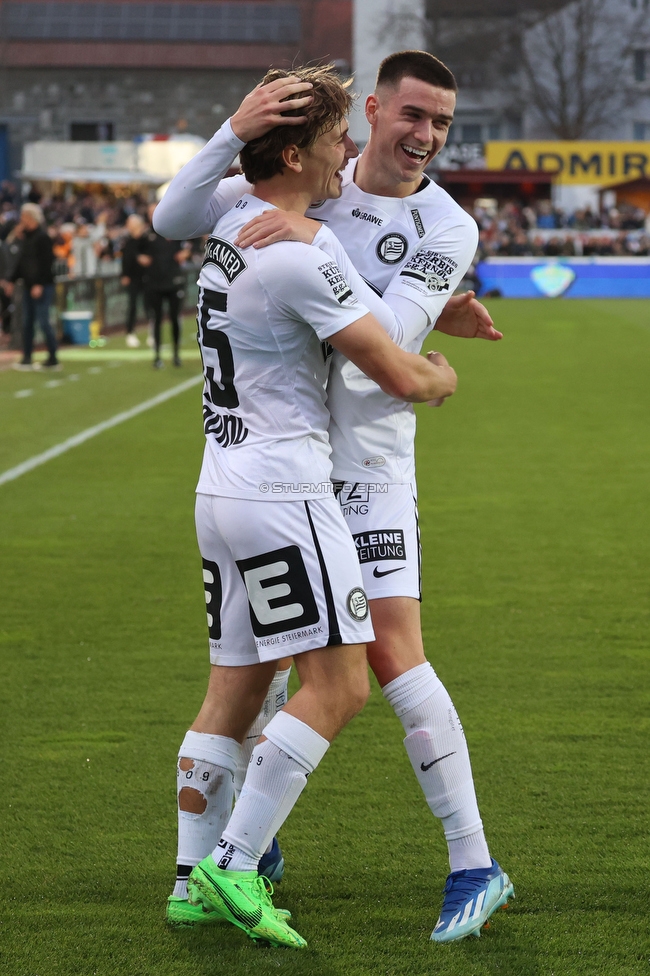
[8,268,200,349]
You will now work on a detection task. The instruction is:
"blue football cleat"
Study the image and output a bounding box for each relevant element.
[430,859,514,943]
[257,836,285,883]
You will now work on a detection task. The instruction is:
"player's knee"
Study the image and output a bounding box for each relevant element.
[340,669,371,722]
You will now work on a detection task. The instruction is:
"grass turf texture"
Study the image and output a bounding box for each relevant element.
[1,301,648,975]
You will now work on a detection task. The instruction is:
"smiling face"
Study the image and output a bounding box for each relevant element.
[362,77,456,196]
[300,119,359,202]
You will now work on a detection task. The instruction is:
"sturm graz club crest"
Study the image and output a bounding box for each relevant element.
[347,587,369,621]
[376,233,408,264]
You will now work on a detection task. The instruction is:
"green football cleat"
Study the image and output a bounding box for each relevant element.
[166,894,225,927]
[166,893,292,928]
[187,856,306,949]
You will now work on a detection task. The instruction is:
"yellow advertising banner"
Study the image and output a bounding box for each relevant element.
[485,141,650,186]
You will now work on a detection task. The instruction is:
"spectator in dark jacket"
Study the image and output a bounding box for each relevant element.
[8,203,59,370]
[0,230,20,345]
[120,213,150,348]
[142,210,190,368]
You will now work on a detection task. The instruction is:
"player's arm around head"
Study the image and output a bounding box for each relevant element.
[329,313,457,403]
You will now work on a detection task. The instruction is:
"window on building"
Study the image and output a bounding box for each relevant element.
[461,123,482,143]
[487,123,501,140]
[6,3,301,43]
[70,122,114,141]
[634,50,646,82]
[633,122,648,139]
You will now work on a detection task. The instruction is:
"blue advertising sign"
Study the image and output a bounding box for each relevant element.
[477,258,650,298]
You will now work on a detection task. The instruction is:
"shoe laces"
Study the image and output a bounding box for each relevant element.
[255,875,275,906]
[256,876,291,923]
[441,873,490,912]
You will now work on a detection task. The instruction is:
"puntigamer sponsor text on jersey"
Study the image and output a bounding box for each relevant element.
[202,237,247,283]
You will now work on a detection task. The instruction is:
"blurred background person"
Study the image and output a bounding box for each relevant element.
[0,227,20,348]
[142,205,190,368]
[52,222,76,275]
[120,213,150,348]
[7,203,59,371]
[71,220,97,277]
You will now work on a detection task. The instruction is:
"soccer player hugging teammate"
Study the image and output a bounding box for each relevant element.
[154,65,456,949]
[156,52,513,944]
[234,52,514,943]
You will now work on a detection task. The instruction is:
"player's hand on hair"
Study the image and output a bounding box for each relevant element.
[426,351,454,406]
[230,77,314,143]
[235,211,321,249]
[435,291,503,341]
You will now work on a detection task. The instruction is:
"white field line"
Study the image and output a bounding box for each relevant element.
[0,374,203,487]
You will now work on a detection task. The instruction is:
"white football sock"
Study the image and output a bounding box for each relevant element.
[214,711,329,873]
[173,730,241,897]
[382,662,492,871]
[234,666,292,797]
[447,830,494,873]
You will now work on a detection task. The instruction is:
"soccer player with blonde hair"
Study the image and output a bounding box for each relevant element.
[155,63,456,948]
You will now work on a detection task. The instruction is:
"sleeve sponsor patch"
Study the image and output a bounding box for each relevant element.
[318,260,358,307]
[400,249,458,294]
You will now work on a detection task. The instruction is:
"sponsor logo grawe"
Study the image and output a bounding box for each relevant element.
[351,208,384,226]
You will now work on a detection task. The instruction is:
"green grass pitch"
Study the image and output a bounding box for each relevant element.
[1,300,649,975]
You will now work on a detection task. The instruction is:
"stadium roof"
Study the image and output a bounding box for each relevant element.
[19,167,166,184]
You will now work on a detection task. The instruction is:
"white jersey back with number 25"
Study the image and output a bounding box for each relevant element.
[195,194,370,501]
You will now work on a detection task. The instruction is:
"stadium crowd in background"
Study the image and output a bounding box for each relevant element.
[0,181,201,361]
[1,180,650,287]
[472,198,650,257]
[0,183,153,278]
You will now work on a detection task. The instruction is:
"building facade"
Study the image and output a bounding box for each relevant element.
[0,0,351,177]
[425,0,650,145]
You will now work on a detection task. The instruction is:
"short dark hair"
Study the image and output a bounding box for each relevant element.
[240,65,353,184]
[376,50,457,94]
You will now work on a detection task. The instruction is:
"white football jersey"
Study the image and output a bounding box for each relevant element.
[195,194,370,501]
[306,157,479,483]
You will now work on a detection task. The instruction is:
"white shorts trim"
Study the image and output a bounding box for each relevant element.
[333,480,421,601]
[195,493,374,666]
